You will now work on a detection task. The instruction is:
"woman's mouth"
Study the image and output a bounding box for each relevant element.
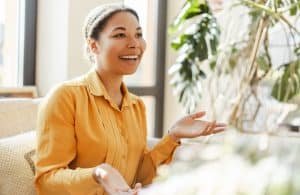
[119,55,139,61]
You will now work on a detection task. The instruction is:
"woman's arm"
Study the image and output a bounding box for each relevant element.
[135,134,180,185]
[135,103,225,186]
[134,100,181,185]
[34,85,101,194]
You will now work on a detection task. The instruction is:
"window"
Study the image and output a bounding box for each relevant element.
[0,0,19,86]
[123,0,167,137]
[0,0,37,87]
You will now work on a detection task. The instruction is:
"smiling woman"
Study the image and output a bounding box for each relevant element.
[86,11,146,76]
[34,3,225,195]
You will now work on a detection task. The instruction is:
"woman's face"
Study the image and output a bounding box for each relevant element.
[93,11,146,75]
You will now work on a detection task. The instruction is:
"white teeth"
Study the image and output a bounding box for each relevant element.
[120,55,138,59]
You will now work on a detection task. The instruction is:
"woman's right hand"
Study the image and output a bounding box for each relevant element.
[93,163,141,195]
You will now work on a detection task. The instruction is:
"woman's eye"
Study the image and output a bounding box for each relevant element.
[113,33,126,38]
[136,33,143,38]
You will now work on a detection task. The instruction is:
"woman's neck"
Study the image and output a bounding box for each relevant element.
[96,68,124,105]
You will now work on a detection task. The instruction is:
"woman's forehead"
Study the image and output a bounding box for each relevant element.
[103,11,140,32]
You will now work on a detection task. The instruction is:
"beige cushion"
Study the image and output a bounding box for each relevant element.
[0,98,41,138]
[0,131,36,195]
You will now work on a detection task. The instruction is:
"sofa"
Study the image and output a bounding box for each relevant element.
[0,98,161,195]
[0,98,40,195]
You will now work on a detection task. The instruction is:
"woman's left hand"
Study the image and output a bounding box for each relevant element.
[168,111,226,142]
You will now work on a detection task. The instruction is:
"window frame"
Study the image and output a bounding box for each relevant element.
[18,0,37,85]
[128,0,167,138]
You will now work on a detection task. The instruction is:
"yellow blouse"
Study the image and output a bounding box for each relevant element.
[34,69,180,195]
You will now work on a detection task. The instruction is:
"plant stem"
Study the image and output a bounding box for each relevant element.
[242,0,276,15]
[248,19,268,80]
[229,17,268,127]
[279,15,300,35]
[242,0,300,35]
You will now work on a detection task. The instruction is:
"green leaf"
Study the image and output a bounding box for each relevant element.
[290,4,297,16]
[199,70,206,78]
[256,55,270,71]
[229,56,237,69]
[179,85,187,102]
[169,0,209,34]
[209,34,219,55]
[168,0,219,113]
[294,46,300,57]
[287,0,300,16]
[168,63,182,75]
[271,61,300,102]
[195,37,208,61]
[171,34,193,50]
[209,57,217,70]
[248,9,262,23]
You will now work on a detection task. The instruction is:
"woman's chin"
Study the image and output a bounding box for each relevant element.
[121,68,138,75]
[119,64,139,75]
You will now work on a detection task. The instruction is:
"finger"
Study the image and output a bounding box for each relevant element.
[206,120,216,134]
[134,183,142,190]
[130,189,139,195]
[104,179,130,193]
[189,111,206,119]
[209,127,225,134]
[101,182,118,195]
[211,127,226,134]
[203,120,216,135]
[95,167,108,180]
[200,121,214,136]
[215,124,227,129]
[112,182,130,192]
[213,126,226,131]
[117,190,133,195]
[215,123,227,127]
[131,187,141,195]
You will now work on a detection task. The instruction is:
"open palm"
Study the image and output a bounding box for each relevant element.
[169,111,226,140]
[94,163,141,195]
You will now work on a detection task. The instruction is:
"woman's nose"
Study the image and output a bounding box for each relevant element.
[127,36,138,48]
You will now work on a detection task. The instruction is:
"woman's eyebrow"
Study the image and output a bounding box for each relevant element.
[112,26,126,31]
[112,26,142,32]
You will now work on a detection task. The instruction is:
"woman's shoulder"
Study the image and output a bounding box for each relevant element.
[45,75,88,101]
[128,93,145,109]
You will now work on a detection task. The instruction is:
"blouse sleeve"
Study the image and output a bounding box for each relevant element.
[134,100,180,185]
[34,85,101,195]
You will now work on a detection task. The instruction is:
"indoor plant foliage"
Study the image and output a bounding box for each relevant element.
[169,0,300,131]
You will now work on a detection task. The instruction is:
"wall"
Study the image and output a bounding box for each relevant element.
[67,0,123,79]
[35,0,69,96]
[36,0,121,96]
[163,0,186,133]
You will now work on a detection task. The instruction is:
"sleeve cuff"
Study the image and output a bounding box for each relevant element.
[68,167,102,193]
[149,134,180,166]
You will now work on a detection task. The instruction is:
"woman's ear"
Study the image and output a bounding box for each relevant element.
[87,38,100,54]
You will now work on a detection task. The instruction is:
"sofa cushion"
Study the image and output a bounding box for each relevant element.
[0,98,41,138]
[0,131,36,195]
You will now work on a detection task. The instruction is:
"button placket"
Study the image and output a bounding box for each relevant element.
[119,111,129,142]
